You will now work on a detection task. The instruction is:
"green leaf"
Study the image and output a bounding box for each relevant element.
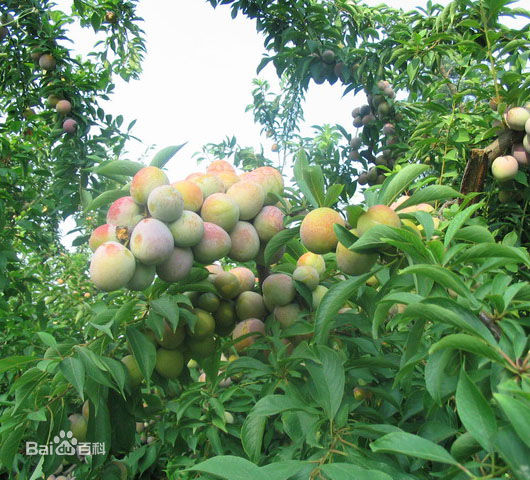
[314,274,372,344]
[251,395,318,416]
[150,143,186,168]
[493,426,530,480]
[264,227,299,265]
[241,414,267,463]
[457,244,530,266]
[36,332,56,347]
[429,334,505,364]
[378,164,429,206]
[294,150,318,208]
[0,426,25,471]
[150,295,179,329]
[397,185,460,210]
[425,349,456,404]
[125,327,156,383]
[370,432,458,465]
[189,455,267,480]
[344,205,364,228]
[456,367,497,452]
[93,160,144,177]
[303,165,326,207]
[86,189,127,211]
[444,202,483,247]
[320,463,393,480]
[323,183,344,207]
[494,393,530,449]
[0,356,37,374]
[59,357,85,401]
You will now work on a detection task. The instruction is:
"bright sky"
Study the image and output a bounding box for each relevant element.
[58,0,526,244]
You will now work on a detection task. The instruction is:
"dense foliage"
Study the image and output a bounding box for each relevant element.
[1,0,530,479]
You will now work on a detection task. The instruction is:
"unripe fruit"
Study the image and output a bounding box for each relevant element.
[39,53,56,71]
[121,355,143,387]
[382,123,395,135]
[200,193,240,232]
[189,173,225,197]
[188,309,216,338]
[147,185,183,222]
[377,80,390,90]
[155,348,184,379]
[168,210,204,247]
[253,206,284,242]
[47,94,61,107]
[360,105,371,116]
[105,11,117,23]
[127,263,156,291]
[236,291,266,320]
[214,272,241,299]
[297,252,326,277]
[226,181,265,220]
[312,285,328,309]
[106,196,143,229]
[214,300,236,331]
[293,265,319,290]
[130,166,169,205]
[356,205,401,236]
[336,236,378,275]
[90,242,136,291]
[353,116,363,128]
[271,143,279,152]
[491,155,518,182]
[229,266,255,292]
[82,400,90,420]
[156,321,185,349]
[229,221,260,262]
[383,87,395,98]
[89,224,117,252]
[188,335,216,358]
[524,134,530,154]
[62,118,77,133]
[55,100,71,115]
[197,292,220,313]
[274,303,301,329]
[321,49,335,64]
[353,387,372,401]
[193,222,231,263]
[512,143,530,167]
[172,180,203,212]
[362,113,376,125]
[357,172,368,185]
[504,107,530,131]
[69,414,87,442]
[232,318,266,352]
[130,218,174,265]
[350,136,362,149]
[224,411,234,424]
[300,207,345,254]
[156,247,194,282]
[262,273,295,307]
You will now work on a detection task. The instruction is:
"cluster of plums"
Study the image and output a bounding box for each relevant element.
[491,105,530,193]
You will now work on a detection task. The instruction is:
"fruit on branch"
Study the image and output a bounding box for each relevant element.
[156,246,194,282]
[89,224,117,252]
[131,166,169,205]
[192,222,231,263]
[262,273,296,307]
[62,118,77,133]
[300,207,345,254]
[214,300,236,332]
[297,252,326,277]
[189,173,225,197]
[240,166,284,205]
[47,94,61,107]
[293,265,319,290]
[230,266,255,292]
[200,192,240,232]
[214,271,241,299]
[312,285,328,309]
[236,291,267,320]
[130,218,174,265]
[38,53,56,71]
[491,155,519,182]
[106,196,143,229]
[197,292,220,313]
[253,205,284,242]
[356,205,401,236]
[187,335,216,358]
[122,354,143,387]
[207,159,236,174]
[127,262,156,291]
[273,303,301,329]
[188,309,216,338]
[171,180,204,212]
[504,106,530,131]
[105,11,118,24]
[350,136,362,149]
[228,221,260,261]
[321,49,335,64]
[232,318,265,352]
[89,242,136,291]
[68,413,88,442]
[336,238,378,275]
[168,210,204,247]
[226,180,265,220]
[147,185,184,222]
[55,99,71,115]
[155,348,184,379]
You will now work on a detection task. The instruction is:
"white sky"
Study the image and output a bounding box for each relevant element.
[58,0,526,244]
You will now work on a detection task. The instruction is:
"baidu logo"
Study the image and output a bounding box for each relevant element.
[25,430,105,456]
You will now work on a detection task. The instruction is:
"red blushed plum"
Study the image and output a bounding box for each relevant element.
[235,291,267,320]
[106,196,143,229]
[127,263,156,291]
[356,205,401,236]
[89,242,136,291]
[168,210,204,247]
[253,206,284,242]
[130,218,174,265]
[296,252,326,277]
[89,224,117,252]
[62,118,77,133]
[240,166,284,205]
[228,221,260,262]
[226,181,265,220]
[232,318,266,352]
[192,222,231,263]
[200,193,240,232]
[262,273,295,307]
[229,266,255,292]
[147,185,183,222]
[156,247,194,282]
[215,171,240,190]
[214,271,241,299]
[55,100,71,115]
[171,180,204,212]
[491,155,519,182]
[188,173,225,198]
[130,166,169,205]
[206,160,236,174]
[511,144,530,167]
[300,207,345,254]
[292,265,319,290]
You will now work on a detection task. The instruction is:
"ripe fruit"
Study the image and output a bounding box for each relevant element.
[293,265,319,290]
[189,173,225,197]
[300,207,345,254]
[156,247,194,282]
[230,266,255,292]
[504,106,530,131]
[90,242,136,291]
[130,218,174,265]
[147,185,183,222]
[122,355,143,387]
[39,53,56,71]
[262,273,296,307]
[55,100,71,115]
[62,118,77,133]
[232,318,266,352]
[130,166,169,205]
[215,171,240,190]
[69,414,87,442]
[172,180,204,212]
[491,155,519,182]
[226,181,265,220]
[127,263,156,291]
[273,303,301,329]
[193,222,231,263]
[511,144,530,167]
[236,291,267,320]
[168,210,204,247]
[336,237,378,275]
[297,252,326,277]
[207,159,235,173]
[228,221,260,262]
[240,167,284,205]
[89,224,117,252]
[156,322,186,349]
[214,271,241,299]
[106,196,143,229]
[321,49,335,64]
[356,205,401,236]
[155,348,184,379]
[253,205,284,242]
[200,193,240,232]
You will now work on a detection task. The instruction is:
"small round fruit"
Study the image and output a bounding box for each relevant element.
[312,285,328,309]
[55,100,72,115]
[156,247,194,282]
[292,265,319,290]
[147,185,183,222]
[197,292,221,313]
[505,106,530,131]
[228,221,260,262]
[236,291,267,320]
[491,155,519,182]
[155,348,184,379]
[229,266,255,292]
[300,207,345,254]
[200,193,240,232]
[188,335,216,358]
[262,273,295,307]
[130,218,174,265]
[214,300,236,331]
[39,53,56,71]
[192,222,231,263]
[156,321,186,349]
[106,196,143,229]
[127,263,156,291]
[214,271,241,299]
[336,239,378,275]
[188,309,216,339]
[168,210,204,247]
[122,354,143,387]
[226,181,265,220]
[69,414,87,442]
[253,206,284,242]
[172,180,204,212]
[356,205,401,236]
[62,118,77,133]
[274,303,301,329]
[89,224,117,252]
[297,252,326,277]
[232,319,266,352]
[130,166,169,205]
[90,242,136,291]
